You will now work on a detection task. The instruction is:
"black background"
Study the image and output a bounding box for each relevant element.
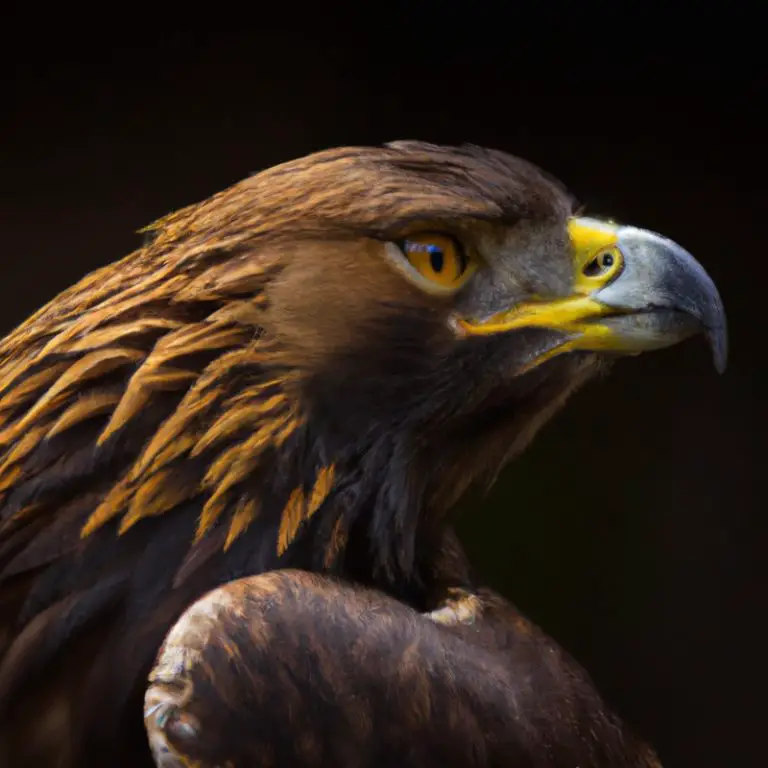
[2,5,764,766]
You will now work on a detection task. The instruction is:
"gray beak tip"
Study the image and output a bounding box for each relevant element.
[707,326,728,374]
[615,228,729,375]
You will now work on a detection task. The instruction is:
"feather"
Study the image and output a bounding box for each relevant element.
[324,517,348,569]
[63,318,184,354]
[308,465,335,516]
[172,258,273,302]
[134,390,221,478]
[118,470,192,534]
[47,392,123,439]
[0,572,129,714]
[0,348,144,445]
[277,466,335,556]
[173,525,228,588]
[191,395,287,457]
[0,496,97,578]
[224,498,259,551]
[98,368,197,444]
[0,425,49,484]
[206,298,266,326]
[0,361,70,411]
[277,487,306,556]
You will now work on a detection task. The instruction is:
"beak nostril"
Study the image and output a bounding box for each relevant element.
[583,258,602,277]
[583,252,615,278]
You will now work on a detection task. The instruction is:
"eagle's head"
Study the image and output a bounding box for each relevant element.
[186,141,723,582]
[3,141,726,595]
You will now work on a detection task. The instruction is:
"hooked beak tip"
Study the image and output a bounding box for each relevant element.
[707,325,729,374]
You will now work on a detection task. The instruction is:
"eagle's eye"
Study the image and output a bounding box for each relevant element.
[386,233,475,295]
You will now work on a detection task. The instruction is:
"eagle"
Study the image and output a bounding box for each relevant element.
[0,141,726,767]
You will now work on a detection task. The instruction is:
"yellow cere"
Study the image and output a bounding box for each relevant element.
[567,217,623,295]
[566,217,619,255]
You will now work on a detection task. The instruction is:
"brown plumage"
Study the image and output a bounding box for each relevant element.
[0,141,725,766]
[144,569,662,768]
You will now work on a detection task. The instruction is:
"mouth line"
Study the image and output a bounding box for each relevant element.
[583,305,687,323]
[452,305,693,338]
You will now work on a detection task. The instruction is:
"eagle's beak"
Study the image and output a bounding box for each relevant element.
[459,217,728,373]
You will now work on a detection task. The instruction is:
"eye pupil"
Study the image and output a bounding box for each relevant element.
[602,253,614,267]
[428,245,444,273]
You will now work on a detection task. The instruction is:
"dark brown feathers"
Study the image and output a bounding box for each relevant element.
[0,142,579,767]
[145,570,661,768]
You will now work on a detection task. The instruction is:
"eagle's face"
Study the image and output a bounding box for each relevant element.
[256,143,726,513]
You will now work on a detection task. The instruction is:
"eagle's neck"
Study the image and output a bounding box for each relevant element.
[63,334,434,600]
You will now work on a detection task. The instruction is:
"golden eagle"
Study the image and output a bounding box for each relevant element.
[0,142,726,767]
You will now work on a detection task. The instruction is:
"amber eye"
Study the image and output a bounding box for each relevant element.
[398,233,473,290]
